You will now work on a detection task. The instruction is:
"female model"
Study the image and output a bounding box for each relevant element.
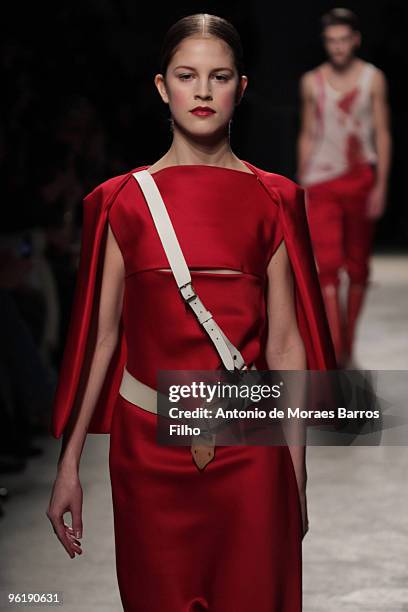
[47,13,336,612]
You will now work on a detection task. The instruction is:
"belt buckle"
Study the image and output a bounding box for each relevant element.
[179,281,197,303]
[180,282,213,324]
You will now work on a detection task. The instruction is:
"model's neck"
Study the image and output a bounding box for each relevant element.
[329,56,359,75]
[161,133,237,168]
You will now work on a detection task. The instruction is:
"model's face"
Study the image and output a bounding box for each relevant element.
[322,25,361,68]
[155,36,247,136]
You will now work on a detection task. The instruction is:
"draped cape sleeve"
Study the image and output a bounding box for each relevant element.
[243,161,337,371]
[50,163,336,440]
[50,171,136,439]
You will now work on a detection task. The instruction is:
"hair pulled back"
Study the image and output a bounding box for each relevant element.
[159,13,245,79]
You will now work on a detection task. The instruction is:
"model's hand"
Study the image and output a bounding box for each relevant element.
[46,466,83,558]
[366,183,387,220]
[299,490,309,539]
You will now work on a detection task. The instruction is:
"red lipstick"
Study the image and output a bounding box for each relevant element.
[190,106,216,117]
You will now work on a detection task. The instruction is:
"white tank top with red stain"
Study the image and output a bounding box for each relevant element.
[302,62,378,186]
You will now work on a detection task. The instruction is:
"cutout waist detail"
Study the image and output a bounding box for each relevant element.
[157,268,243,274]
[124,267,265,282]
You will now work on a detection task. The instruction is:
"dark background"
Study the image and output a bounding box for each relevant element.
[2,0,407,247]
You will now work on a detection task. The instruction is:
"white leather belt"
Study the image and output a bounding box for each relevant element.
[118,366,217,471]
[119,367,162,414]
[118,364,257,471]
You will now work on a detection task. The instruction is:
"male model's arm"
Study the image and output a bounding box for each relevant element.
[297,71,317,184]
[368,68,392,219]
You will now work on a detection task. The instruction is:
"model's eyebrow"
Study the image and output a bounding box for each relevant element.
[173,65,234,72]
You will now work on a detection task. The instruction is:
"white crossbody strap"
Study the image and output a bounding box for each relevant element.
[132,169,248,371]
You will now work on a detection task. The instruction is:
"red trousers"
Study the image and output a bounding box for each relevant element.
[305,164,377,288]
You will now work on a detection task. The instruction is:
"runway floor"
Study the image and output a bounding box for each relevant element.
[0,254,407,611]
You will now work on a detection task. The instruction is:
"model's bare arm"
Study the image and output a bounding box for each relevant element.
[57,224,125,470]
[368,69,392,218]
[46,223,124,557]
[265,239,307,481]
[265,239,306,370]
[265,238,308,537]
[297,72,316,184]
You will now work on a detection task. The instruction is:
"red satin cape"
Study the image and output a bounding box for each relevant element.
[50,159,336,439]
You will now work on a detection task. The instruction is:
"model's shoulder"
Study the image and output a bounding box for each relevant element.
[256,166,302,194]
[303,63,326,80]
[366,62,387,87]
[299,67,322,98]
[246,164,304,209]
[301,67,318,83]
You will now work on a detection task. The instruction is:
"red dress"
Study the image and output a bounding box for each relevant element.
[50,160,336,611]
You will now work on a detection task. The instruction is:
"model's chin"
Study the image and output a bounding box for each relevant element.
[174,117,228,138]
[331,55,352,68]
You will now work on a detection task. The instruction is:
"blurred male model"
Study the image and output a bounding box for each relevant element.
[297,8,392,367]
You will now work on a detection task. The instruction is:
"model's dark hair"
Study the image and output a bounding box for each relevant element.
[159,13,245,79]
[321,8,359,33]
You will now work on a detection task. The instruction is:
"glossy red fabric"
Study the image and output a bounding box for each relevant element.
[305,163,376,288]
[50,160,336,611]
[50,160,336,439]
[110,394,303,611]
